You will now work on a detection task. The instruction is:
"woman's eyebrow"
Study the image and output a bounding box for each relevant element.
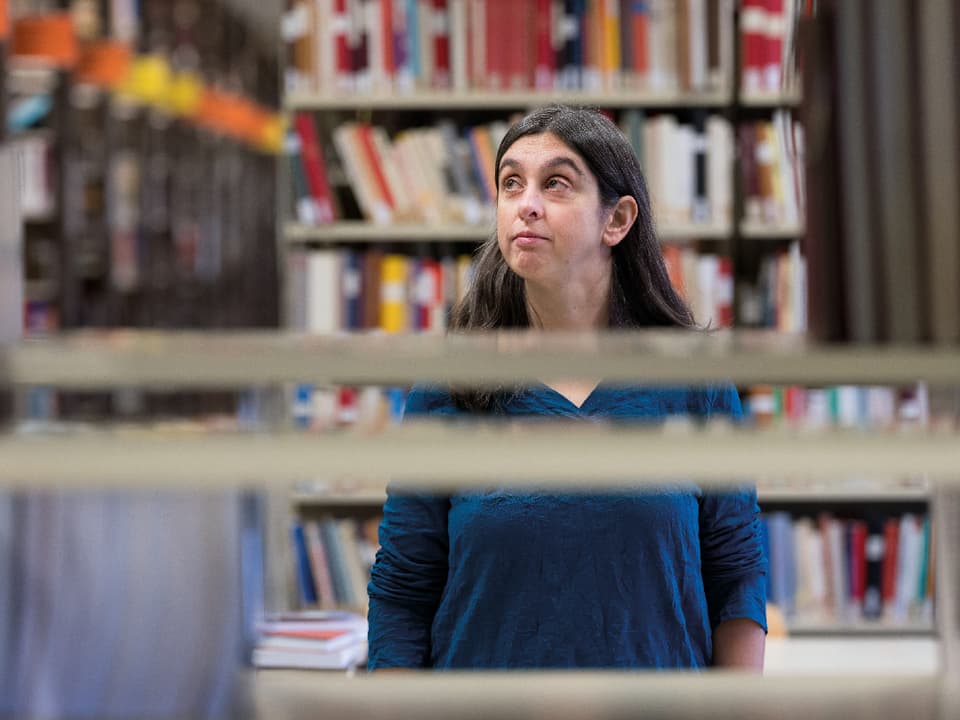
[498,156,585,177]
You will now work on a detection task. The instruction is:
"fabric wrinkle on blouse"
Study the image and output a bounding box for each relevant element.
[367,382,768,670]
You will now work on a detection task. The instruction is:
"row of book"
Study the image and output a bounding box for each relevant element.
[661,246,732,328]
[740,0,808,97]
[743,383,929,431]
[662,243,806,331]
[622,110,734,227]
[290,111,803,232]
[762,511,934,626]
[290,112,506,226]
[291,516,380,612]
[286,245,811,335]
[286,248,475,334]
[737,241,806,332]
[283,0,746,96]
[739,112,804,229]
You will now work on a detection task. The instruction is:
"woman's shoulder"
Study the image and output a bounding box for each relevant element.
[687,382,743,421]
[403,384,460,418]
[615,382,742,421]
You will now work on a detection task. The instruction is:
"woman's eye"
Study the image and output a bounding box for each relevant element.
[501,177,520,190]
[546,177,568,190]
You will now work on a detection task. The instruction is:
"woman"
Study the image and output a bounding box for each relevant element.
[367,105,767,670]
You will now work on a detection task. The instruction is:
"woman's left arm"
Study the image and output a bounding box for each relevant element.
[699,384,768,671]
[712,618,766,670]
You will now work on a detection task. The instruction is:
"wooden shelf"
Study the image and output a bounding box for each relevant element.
[739,220,805,238]
[738,90,803,107]
[285,222,489,243]
[284,221,734,244]
[285,89,733,111]
[759,485,929,503]
[293,485,929,507]
[254,669,938,720]
[785,620,935,637]
[2,425,959,490]
[5,330,960,388]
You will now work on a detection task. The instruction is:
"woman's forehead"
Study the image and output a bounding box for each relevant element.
[499,133,588,172]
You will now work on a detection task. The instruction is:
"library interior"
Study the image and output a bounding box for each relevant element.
[0,0,958,718]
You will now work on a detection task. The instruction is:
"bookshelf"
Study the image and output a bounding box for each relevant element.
[280,0,808,338]
[5,0,284,421]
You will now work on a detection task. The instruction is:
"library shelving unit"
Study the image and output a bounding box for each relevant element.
[5,0,283,420]
[279,1,810,337]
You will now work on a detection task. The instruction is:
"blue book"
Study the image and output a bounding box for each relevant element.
[407,0,421,81]
[291,522,318,606]
[342,251,362,330]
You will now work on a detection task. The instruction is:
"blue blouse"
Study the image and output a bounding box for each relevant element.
[367,383,767,670]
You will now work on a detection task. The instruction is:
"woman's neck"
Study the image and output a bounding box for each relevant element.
[524,276,611,332]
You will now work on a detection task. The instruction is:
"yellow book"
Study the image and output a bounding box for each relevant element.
[380,254,409,333]
[602,0,621,90]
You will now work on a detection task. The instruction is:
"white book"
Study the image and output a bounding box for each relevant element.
[366,0,388,93]
[641,118,661,220]
[316,0,336,93]
[417,0,435,89]
[688,0,708,91]
[706,115,732,226]
[696,254,718,327]
[449,0,468,92]
[670,123,695,224]
[468,0,486,91]
[306,250,342,334]
[774,110,800,226]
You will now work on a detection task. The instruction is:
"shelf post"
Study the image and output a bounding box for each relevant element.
[935,486,960,718]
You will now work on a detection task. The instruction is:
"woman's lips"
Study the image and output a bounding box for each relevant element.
[514,234,548,248]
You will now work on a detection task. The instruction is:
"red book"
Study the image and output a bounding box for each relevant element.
[764,0,784,92]
[740,0,765,95]
[849,520,867,605]
[716,256,733,327]
[432,0,451,88]
[418,258,444,330]
[356,124,395,210]
[534,0,554,90]
[382,0,396,79]
[333,0,352,87]
[293,113,337,224]
[485,0,503,89]
[631,0,649,79]
[881,518,900,607]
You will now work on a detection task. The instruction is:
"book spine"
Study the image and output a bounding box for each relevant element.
[431,0,451,88]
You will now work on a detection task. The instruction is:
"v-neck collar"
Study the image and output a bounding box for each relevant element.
[531,381,607,416]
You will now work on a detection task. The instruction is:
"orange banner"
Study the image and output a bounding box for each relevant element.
[12,13,78,68]
[0,0,9,41]
[75,40,131,88]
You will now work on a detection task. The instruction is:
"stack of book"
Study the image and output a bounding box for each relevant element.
[254,610,368,670]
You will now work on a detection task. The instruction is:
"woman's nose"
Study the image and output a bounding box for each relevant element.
[518,187,544,220]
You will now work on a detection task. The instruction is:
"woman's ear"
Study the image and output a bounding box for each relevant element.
[602,196,639,247]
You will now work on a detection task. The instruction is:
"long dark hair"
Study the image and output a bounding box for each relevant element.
[450,105,696,411]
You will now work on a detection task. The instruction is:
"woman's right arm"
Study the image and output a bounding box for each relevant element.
[366,386,453,669]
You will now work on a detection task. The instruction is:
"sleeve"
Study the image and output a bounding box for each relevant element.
[366,385,453,669]
[698,384,769,633]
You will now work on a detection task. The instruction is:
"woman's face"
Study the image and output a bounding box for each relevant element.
[496,132,618,291]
